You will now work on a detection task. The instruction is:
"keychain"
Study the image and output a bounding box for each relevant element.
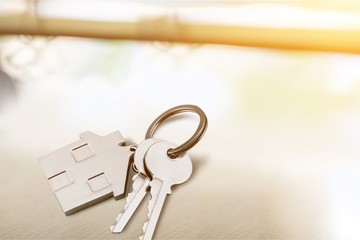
[39,104,208,239]
[39,130,134,215]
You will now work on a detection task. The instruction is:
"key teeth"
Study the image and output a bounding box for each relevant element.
[113,187,135,223]
[111,208,125,232]
[139,181,158,239]
[115,213,123,222]
[124,176,143,209]
[142,221,148,233]
[123,192,134,209]
[111,176,143,233]
[139,201,152,237]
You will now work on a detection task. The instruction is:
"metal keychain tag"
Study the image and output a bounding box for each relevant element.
[39,131,134,215]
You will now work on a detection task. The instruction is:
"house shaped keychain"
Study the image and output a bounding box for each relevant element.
[39,131,134,215]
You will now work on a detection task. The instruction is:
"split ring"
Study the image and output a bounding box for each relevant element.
[145,104,208,158]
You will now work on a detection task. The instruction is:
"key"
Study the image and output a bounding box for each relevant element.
[111,138,163,233]
[140,141,192,240]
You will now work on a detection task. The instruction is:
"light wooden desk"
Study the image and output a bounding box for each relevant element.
[1,117,357,239]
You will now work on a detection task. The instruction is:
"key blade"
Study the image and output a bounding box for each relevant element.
[111,175,149,233]
[140,180,161,237]
[139,178,172,240]
[123,174,146,211]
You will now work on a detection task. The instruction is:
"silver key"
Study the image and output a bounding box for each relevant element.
[110,138,162,233]
[140,141,192,240]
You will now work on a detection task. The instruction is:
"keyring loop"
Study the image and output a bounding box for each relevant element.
[145,104,208,158]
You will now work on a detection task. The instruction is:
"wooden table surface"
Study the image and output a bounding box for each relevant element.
[1,103,359,239]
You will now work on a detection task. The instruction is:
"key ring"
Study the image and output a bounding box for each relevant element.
[145,104,208,159]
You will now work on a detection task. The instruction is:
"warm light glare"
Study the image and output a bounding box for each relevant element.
[179,4,360,29]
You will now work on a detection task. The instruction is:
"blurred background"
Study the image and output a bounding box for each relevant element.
[1,0,360,239]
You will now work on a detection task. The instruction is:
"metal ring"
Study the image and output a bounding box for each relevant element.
[145,104,208,158]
